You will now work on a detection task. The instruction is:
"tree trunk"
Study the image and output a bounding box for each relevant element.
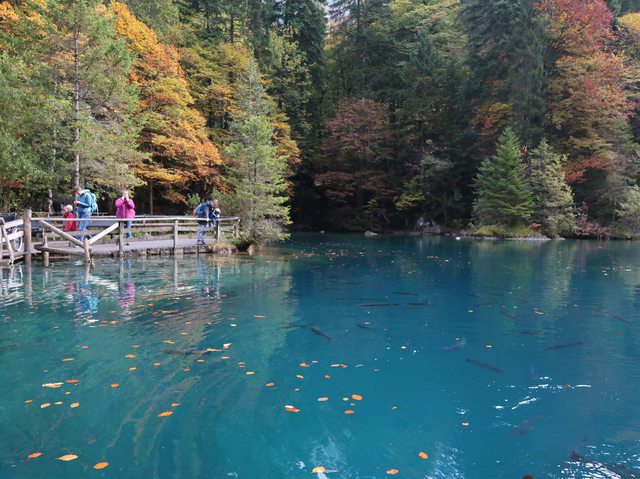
[149,179,153,215]
[73,17,80,188]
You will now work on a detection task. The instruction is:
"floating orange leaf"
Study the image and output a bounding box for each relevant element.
[54,402,63,405]
[158,411,173,417]
[66,380,79,383]
[246,371,255,375]
[387,469,398,475]
[344,410,355,414]
[325,375,331,379]
[238,362,245,365]
[27,453,42,459]
[111,384,119,388]
[25,400,32,403]
[312,466,326,473]
[296,375,303,378]
[125,354,136,358]
[42,382,63,388]
[93,462,108,469]
[266,383,274,387]
[300,363,310,367]
[352,394,362,401]
[284,406,300,412]
[462,423,469,426]
[40,403,50,409]
[57,454,78,461]
[341,364,347,368]
[419,452,428,459]
[162,340,174,344]
[318,398,329,401]
[171,403,180,407]
[70,403,79,408]
[255,315,265,318]
[153,363,161,366]
[133,345,140,348]
[62,358,74,362]
[331,364,340,367]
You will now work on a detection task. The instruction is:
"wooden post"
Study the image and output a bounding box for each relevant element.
[23,209,32,262]
[0,219,3,261]
[173,219,178,252]
[0,220,15,264]
[216,220,221,241]
[42,222,49,263]
[118,220,124,257]
[83,236,90,262]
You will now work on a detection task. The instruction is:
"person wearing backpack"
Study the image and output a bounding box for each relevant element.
[74,185,96,242]
[195,198,219,245]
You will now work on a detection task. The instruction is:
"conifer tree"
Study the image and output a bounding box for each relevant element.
[224,59,291,245]
[528,140,576,237]
[473,128,533,225]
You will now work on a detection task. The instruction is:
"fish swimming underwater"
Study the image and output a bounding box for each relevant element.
[570,451,640,478]
[358,303,400,307]
[392,292,419,296]
[466,359,505,374]
[606,311,631,323]
[546,341,584,350]
[356,323,375,330]
[508,415,543,439]
[310,325,332,341]
[443,338,466,351]
[516,330,542,335]
[161,349,211,355]
[500,312,520,320]
[525,365,539,381]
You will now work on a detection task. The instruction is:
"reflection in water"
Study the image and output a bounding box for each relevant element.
[0,236,639,478]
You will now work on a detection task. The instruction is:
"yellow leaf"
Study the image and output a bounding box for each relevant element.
[27,453,42,459]
[125,354,136,358]
[312,466,326,473]
[387,469,399,474]
[62,358,74,362]
[57,454,78,461]
[93,462,108,469]
[318,397,329,401]
[296,375,303,379]
[43,382,64,388]
[352,394,362,401]
[40,403,50,409]
[158,411,173,417]
[70,403,80,408]
[419,452,428,459]
[246,371,255,375]
[171,403,180,407]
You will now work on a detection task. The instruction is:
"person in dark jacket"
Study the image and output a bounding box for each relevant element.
[196,199,220,244]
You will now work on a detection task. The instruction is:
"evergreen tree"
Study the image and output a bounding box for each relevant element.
[473,128,533,225]
[224,59,291,244]
[528,140,576,237]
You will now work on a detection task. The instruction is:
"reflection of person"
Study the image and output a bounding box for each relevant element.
[117,282,136,319]
[196,199,220,245]
[115,189,135,244]
[74,185,92,242]
[63,205,78,231]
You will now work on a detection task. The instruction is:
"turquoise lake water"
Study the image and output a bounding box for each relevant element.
[1,234,639,478]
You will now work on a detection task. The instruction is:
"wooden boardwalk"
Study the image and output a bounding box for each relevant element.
[1,210,239,264]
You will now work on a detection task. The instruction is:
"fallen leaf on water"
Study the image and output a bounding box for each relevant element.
[318,398,329,401]
[221,356,229,359]
[419,452,428,459]
[171,403,180,407]
[158,411,173,417]
[386,469,398,475]
[266,383,274,387]
[312,466,326,473]
[125,354,136,358]
[238,362,245,365]
[66,380,79,383]
[331,364,340,367]
[162,340,174,344]
[25,400,32,403]
[284,406,300,412]
[344,410,355,414]
[42,383,63,388]
[296,375,304,378]
[54,402,63,405]
[295,388,300,391]
[300,363,310,367]
[341,364,347,368]
[27,453,42,459]
[153,363,161,366]
[183,368,190,372]
[111,384,119,388]
[246,371,255,375]
[41,403,50,409]
[462,422,469,426]
[57,454,78,461]
[325,375,331,379]
[62,358,74,362]
[352,394,362,401]
[133,345,140,348]
[93,462,108,469]
[343,397,348,401]
[255,315,265,318]
[70,403,79,408]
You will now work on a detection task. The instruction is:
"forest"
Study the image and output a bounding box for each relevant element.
[3,0,640,239]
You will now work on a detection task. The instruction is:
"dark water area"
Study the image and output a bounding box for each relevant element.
[1,234,639,478]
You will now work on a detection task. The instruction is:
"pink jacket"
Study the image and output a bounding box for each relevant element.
[115,197,136,219]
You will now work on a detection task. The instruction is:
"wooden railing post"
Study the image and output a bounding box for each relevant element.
[173,219,178,251]
[0,219,4,261]
[83,236,91,262]
[118,220,124,257]
[216,220,221,241]
[0,219,15,264]
[42,222,49,263]
[23,209,32,262]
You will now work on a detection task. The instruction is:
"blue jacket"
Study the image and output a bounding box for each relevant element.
[76,190,92,215]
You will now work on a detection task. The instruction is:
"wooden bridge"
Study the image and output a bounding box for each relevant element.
[0,210,240,265]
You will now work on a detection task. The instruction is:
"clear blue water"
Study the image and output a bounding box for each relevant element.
[1,234,639,479]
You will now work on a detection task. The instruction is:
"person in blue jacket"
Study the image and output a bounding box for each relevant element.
[73,185,93,242]
[196,199,220,244]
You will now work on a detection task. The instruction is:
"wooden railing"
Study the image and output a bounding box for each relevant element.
[0,216,25,265]
[32,213,239,262]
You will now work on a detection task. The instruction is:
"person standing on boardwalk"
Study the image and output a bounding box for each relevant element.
[63,205,78,232]
[74,185,94,242]
[195,198,220,245]
[115,189,135,245]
